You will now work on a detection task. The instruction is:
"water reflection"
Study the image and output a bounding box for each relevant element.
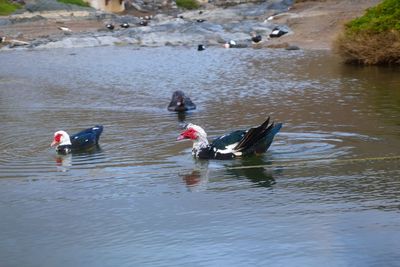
[55,154,72,172]
[53,145,103,172]
[180,161,209,191]
[226,156,276,188]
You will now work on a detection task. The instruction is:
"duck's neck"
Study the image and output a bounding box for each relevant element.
[192,136,209,157]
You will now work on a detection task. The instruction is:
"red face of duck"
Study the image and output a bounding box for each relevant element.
[177,128,198,141]
[51,133,63,147]
[51,132,65,147]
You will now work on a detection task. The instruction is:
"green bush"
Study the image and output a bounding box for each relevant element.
[57,0,90,7]
[346,0,400,33]
[334,0,400,65]
[176,0,199,10]
[0,0,21,15]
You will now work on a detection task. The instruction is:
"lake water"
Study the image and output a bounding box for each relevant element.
[0,46,399,267]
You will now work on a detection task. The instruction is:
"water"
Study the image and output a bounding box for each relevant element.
[0,46,399,267]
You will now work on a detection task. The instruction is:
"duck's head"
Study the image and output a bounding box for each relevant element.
[177,123,207,141]
[51,130,71,147]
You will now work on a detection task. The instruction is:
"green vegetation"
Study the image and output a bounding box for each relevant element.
[57,0,90,7]
[176,0,199,10]
[0,0,21,16]
[334,0,400,65]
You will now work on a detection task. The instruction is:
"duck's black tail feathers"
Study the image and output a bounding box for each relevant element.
[234,117,282,153]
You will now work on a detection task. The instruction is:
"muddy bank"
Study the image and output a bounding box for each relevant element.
[0,0,381,50]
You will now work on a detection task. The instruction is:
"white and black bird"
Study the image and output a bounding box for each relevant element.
[139,20,148,26]
[197,44,206,51]
[58,26,72,32]
[251,32,262,43]
[177,117,282,160]
[106,23,115,30]
[224,40,237,48]
[269,27,288,38]
[120,23,130,28]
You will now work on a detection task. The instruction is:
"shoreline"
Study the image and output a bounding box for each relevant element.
[0,0,381,51]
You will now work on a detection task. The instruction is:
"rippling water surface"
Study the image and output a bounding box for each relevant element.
[1,46,400,266]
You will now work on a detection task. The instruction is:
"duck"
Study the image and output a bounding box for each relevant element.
[50,125,103,154]
[177,117,282,160]
[120,23,130,28]
[224,39,237,48]
[106,23,115,30]
[57,26,72,32]
[139,20,148,26]
[168,90,196,112]
[251,32,262,43]
[269,27,288,38]
[197,44,206,51]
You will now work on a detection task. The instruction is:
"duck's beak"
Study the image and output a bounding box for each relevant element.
[177,134,185,141]
[50,140,59,147]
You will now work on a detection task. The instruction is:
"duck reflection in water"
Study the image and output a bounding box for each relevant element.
[55,153,72,172]
[180,161,209,191]
[227,157,277,188]
[54,145,102,172]
[180,157,277,191]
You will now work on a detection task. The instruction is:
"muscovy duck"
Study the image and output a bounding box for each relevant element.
[251,32,262,43]
[168,91,196,112]
[177,117,282,160]
[106,23,115,30]
[269,27,288,38]
[120,23,130,28]
[198,44,206,51]
[51,125,103,154]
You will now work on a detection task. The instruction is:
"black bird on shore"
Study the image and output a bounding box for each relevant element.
[269,27,288,38]
[251,32,262,43]
[139,20,148,26]
[120,23,130,28]
[106,23,114,30]
[198,44,206,51]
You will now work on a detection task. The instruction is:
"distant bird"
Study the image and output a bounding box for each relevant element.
[199,11,203,15]
[58,26,72,32]
[106,23,114,30]
[139,20,148,26]
[269,27,288,38]
[51,126,104,155]
[120,23,130,28]
[168,90,196,112]
[0,36,5,43]
[251,32,262,43]
[197,44,206,51]
[224,40,237,48]
[177,117,282,160]
[196,19,206,23]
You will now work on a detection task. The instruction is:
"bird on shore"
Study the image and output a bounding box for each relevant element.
[168,91,196,112]
[251,32,262,43]
[139,20,148,26]
[120,23,130,28]
[224,40,237,48]
[57,26,72,32]
[269,27,288,38]
[51,125,103,154]
[196,19,206,23]
[177,117,282,160]
[106,23,115,30]
[198,44,206,51]
[0,36,5,43]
